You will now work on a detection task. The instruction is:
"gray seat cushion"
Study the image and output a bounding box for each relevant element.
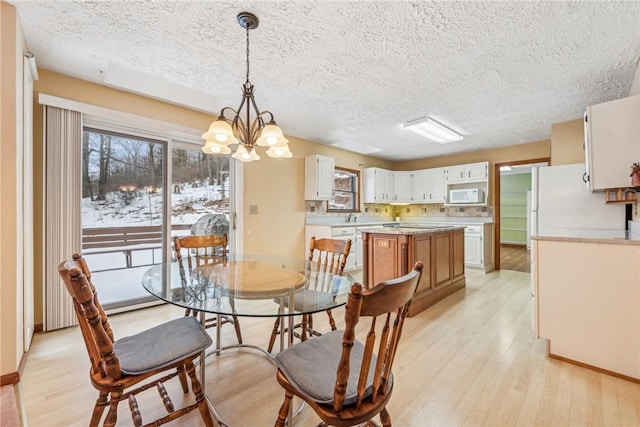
[275,289,335,312]
[276,330,392,405]
[114,316,212,375]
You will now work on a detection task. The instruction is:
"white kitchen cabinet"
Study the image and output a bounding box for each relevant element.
[363,167,394,203]
[585,94,640,191]
[331,227,356,270]
[412,170,429,203]
[392,171,413,203]
[304,155,335,200]
[413,168,447,203]
[445,165,465,183]
[413,168,446,204]
[464,225,483,266]
[445,162,488,184]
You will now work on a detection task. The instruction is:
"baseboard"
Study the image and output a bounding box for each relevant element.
[0,372,20,386]
[548,352,640,384]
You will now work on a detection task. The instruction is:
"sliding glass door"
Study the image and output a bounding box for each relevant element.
[81,128,233,312]
[81,128,167,311]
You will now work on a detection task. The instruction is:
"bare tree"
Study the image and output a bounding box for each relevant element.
[96,134,112,201]
[81,131,94,200]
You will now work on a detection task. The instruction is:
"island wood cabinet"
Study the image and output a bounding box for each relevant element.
[585,94,640,191]
[362,228,465,316]
[304,155,335,200]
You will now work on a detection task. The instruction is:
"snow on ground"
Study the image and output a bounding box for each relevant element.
[82,182,228,227]
[83,182,228,305]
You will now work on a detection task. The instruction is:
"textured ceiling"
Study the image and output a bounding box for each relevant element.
[9,1,640,162]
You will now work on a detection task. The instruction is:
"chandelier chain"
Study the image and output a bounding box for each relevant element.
[245,26,250,84]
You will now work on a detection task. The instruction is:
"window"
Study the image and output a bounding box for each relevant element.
[328,167,359,212]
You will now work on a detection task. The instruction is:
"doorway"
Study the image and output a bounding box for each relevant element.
[81,128,233,312]
[494,159,549,272]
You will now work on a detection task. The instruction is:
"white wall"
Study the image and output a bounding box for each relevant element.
[630,56,640,96]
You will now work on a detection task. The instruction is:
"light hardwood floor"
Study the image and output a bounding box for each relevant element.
[21,269,640,426]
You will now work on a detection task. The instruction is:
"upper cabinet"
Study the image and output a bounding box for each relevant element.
[363,167,394,203]
[413,168,446,203]
[363,162,488,205]
[392,171,413,203]
[585,95,640,191]
[444,161,489,205]
[304,155,335,200]
[445,162,488,184]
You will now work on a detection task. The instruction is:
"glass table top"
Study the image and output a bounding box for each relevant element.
[142,253,356,318]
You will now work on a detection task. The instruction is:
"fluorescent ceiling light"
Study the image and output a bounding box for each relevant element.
[500,166,512,171]
[403,116,463,144]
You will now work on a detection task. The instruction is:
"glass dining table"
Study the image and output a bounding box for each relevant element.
[141,253,356,425]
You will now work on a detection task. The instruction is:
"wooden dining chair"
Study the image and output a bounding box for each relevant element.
[274,262,423,427]
[173,234,242,344]
[267,236,351,353]
[58,254,215,427]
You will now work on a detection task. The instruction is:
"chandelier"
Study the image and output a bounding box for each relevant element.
[202,12,292,162]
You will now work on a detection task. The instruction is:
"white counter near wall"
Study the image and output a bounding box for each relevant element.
[533,233,640,382]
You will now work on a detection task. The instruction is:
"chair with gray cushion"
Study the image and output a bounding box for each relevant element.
[174,234,242,345]
[267,236,351,353]
[58,254,214,427]
[274,262,423,427]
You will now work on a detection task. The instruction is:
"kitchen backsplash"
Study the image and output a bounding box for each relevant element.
[305,201,494,220]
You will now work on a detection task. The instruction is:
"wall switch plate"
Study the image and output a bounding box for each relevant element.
[249,205,258,215]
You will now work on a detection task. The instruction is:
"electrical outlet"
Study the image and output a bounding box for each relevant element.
[249,205,258,215]
[423,208,427,213]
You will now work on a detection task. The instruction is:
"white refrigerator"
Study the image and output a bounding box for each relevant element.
[529,163,626,334]
[531,163,626,237]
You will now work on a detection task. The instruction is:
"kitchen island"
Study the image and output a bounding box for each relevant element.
[361,225,466,316]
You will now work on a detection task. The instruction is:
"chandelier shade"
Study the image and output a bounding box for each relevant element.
[202,12,292,163]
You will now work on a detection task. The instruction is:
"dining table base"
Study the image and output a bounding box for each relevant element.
[197,313,304,426]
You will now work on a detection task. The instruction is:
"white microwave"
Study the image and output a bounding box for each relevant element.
[449,188,484,204]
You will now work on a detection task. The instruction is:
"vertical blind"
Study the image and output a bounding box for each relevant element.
[44,106,81,330]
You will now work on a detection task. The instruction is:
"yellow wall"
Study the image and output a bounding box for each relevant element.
[32,70,389,325]
[1,2,21,378]
[551,119,584,165]
[397,139,550,171]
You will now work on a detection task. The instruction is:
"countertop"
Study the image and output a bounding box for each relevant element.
[532,229,640,246]
[358,225,466,235]
[306,217,493,227]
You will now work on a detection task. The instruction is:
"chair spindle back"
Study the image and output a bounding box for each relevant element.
[333,262,423,412]
[58,254,120,380]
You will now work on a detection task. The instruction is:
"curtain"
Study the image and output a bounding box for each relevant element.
[44,106,81,330]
